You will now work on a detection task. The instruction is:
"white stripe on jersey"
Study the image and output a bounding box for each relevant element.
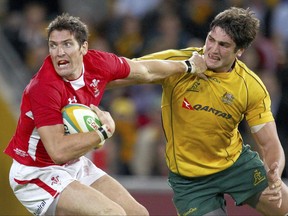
[28,128,40,161]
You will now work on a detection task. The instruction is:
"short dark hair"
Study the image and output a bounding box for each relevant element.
[210,7,260,50]
[47,13,89,46]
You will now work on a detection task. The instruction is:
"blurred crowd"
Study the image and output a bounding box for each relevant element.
[1,0,288,177]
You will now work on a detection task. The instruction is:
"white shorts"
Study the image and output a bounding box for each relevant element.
[9,156,106,216]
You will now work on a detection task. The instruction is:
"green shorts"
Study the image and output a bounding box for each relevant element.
[168,145,268,216]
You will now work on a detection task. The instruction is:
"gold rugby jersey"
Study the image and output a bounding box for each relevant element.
[136,47,274,177]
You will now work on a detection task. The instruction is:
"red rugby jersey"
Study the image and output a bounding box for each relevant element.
[4,50,130,167]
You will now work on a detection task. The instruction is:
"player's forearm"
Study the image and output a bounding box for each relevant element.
[134,59,189,82]
[49,131,102,164]
[39,125,103,164]
[252,122,285,175]
[125,51,206,83]
[149,60,189,79]
[263,143,285,175]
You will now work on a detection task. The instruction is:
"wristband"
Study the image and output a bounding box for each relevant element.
[184,60,193,73]
[96,124,111,142]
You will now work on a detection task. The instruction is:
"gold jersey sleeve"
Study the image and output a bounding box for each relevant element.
[138,48,274,177]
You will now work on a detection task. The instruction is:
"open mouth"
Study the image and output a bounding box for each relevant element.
[58,60,69,68]
[208,54,220,61]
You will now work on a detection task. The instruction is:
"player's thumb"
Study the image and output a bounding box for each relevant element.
[268,162,280,180]
[192,51,199,56]
[192,51,205,61]
[90,104,102,114]
[269,162,279,172]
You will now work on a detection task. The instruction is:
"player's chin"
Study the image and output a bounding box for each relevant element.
[56,69,72,79]
[206,61,221,71]
[206,64,217,71]
[55,67,65,74]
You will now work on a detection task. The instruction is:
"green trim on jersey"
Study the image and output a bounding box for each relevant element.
[138,47,274,177]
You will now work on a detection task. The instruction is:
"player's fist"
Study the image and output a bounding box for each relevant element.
[90,104,115,143]
[185,52,207,80]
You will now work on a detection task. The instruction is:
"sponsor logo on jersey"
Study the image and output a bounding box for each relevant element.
[253,169,266,186]
[34,200,46,216]
[14,148,29,157]
[181,98,232,119]
[182,98,194,110]
[221,92,234,105]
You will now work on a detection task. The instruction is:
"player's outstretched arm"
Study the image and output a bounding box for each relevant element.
[107,52,207,88]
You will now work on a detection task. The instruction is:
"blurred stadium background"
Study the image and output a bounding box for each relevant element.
[1,0,288,215]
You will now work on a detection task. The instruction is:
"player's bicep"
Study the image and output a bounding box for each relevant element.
[125,58,149,81]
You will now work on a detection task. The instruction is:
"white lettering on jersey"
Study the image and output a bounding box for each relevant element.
[13,148,29,157]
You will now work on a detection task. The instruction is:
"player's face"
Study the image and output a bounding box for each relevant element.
[48,30,88,80]
[204,26,241,72]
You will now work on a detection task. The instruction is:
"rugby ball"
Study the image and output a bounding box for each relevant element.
[61,103,102,135]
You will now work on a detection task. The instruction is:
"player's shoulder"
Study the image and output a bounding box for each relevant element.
[85,49,118,60]
[84,49,126,66]
[235,59,261,80]
[234,59,267,89]
[86,49,104,57]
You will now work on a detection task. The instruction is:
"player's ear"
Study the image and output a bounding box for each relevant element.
[236,48,244,58]
[81,41,88,55]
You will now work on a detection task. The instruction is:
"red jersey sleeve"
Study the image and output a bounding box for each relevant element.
[84,50,130,81]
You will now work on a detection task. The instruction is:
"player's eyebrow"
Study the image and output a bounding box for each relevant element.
[208,34,232,47]
[49,38,73,44]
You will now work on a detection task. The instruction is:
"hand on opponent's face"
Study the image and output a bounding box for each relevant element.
[188,51,208,80]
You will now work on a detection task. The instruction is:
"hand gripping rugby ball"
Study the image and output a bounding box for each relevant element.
[61,103,102,135]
